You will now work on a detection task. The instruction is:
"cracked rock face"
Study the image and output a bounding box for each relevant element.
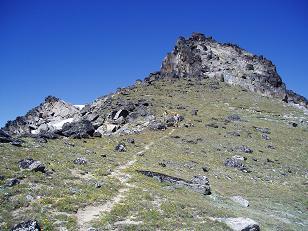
[3,96,81,136]
[159,32,307,107]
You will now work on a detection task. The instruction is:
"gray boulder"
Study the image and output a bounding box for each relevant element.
[137,170,211,195]
[216,217,260,231]
[61,120,95,139]
[19,158,46,173]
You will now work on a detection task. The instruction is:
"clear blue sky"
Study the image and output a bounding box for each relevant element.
[1,0,307,127]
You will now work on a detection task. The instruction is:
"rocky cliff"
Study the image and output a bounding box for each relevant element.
[157,33,306,107]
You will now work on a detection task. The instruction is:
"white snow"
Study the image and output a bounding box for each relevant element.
[51,118,74,130]
[74,105,85,110]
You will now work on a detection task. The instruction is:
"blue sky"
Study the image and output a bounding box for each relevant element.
[0,0,307,127]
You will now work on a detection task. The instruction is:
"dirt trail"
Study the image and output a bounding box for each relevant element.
[76,129,175,230]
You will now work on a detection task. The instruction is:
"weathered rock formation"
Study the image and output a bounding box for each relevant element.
[157,32,307,107]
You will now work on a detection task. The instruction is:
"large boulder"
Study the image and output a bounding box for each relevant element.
[215,217,260,231]
[61,120,95,139]
[18,158,46,173]
[137,170,211,195]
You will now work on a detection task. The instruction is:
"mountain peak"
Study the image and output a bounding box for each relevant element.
[157,33,306,107]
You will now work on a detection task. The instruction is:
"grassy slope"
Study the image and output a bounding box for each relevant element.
[0,78,307,230]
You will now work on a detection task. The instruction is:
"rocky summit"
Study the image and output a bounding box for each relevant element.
[0,33,307,231]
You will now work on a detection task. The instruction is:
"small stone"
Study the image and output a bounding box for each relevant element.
[115,143,126,152]
[225,114,241,122]
[95,182,103,188]
[202,166,209,172]
[127,138,135,144]
[73,157,88,165]
[11,140,23,147]
[191,109,198,116]
[261,134,270,140]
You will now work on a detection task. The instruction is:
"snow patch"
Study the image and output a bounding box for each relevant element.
[51,118,74,130]
[74,105,85,110]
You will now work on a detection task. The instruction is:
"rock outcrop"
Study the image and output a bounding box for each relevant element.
[158,32,307,107]
[3,96,81,136]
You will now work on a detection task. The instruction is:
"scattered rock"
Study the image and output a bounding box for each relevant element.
[73,157,88,165]
[165,114,184,127]
[191,109,198,116]
[127,138,135,144]
[290,122,298,127]
[227,131,241,137]
[149,121,167,130]
[216,217,260,231]
[261,134,270,140]
[11,220,41,231]
[0,174,4,180]
[224,157,250,173]
[202,166,209,172]
[254,126,270,134]
[237,145,253,153]
[10,140,23,147]
[115,143,126,152]
[5,178,20,187]
[267,145,275,149]
[18,159,46,173]
[225,114,241,122]
[137,170,211,195]
[35,137,48,143]
[95,182,103,188]
[230,196,249,207]
[205,123,219,128]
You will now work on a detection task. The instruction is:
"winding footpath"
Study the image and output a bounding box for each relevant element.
[76,129,175,230]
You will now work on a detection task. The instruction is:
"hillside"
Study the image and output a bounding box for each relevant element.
[0,33,308,231]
